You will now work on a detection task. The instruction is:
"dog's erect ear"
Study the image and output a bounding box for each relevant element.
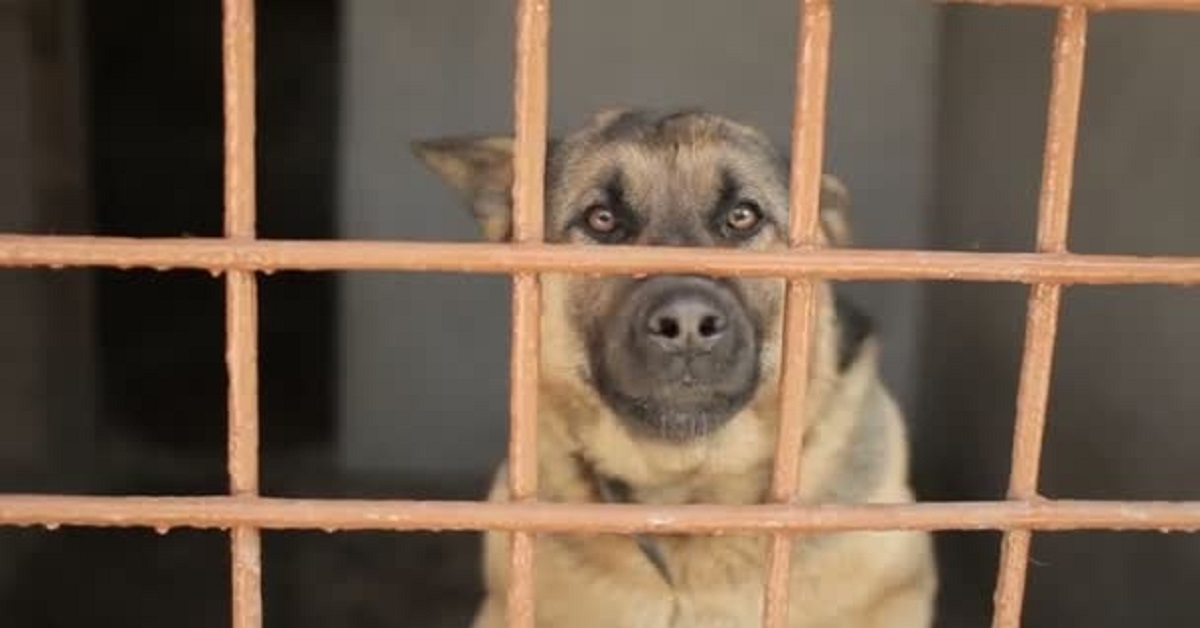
[819,174,853,247]
[411,136,517,242]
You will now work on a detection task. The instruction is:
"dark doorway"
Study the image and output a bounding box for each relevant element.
[83,0,341,453]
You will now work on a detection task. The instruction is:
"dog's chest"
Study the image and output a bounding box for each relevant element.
[541,533,767,627]
[541,530,881,628]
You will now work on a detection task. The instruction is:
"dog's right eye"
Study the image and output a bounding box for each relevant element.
[585,205,617,233]
[580,204,631,242]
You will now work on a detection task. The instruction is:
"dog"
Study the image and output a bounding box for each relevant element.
[412,108,937,628]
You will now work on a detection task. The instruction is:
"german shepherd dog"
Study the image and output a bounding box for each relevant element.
[413,108,937,628]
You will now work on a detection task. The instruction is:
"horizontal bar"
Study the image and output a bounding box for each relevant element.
[940,0,1200,11]
[3,496,1200,534]
[2,236,1200,285]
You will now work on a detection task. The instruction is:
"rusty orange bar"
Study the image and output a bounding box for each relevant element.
[941,0,1200,10]
[222,1,262,627]
[3,495,1200,533]
[763,1,833,626]
[4,236,1200,285]
[507,0,550,626]
[991,7,1088,628]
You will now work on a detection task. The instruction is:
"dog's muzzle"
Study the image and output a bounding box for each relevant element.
[590,275,760,441]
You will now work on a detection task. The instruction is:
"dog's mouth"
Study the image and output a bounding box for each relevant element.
[586,275,761,442]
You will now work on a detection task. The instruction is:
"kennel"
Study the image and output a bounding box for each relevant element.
[2,0,1200,627]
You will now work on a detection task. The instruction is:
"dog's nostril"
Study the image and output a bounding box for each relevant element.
[644,296,729,350]
[652,316,681,339]
[698,314,724,338]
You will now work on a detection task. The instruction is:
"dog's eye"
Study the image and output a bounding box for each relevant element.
[724,202,763,234]
[581,204,632,242]
[585,205,617,233]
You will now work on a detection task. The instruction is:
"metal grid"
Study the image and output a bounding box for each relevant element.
[3,0,1200,627]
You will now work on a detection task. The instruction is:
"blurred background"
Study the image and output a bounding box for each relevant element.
[1,0,1198,626]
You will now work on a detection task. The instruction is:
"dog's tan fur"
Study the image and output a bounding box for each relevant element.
[413,108,937,628]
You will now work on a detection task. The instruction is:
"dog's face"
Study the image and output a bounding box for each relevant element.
[414,108,851,443]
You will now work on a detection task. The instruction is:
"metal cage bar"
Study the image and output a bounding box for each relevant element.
[762,1,833,625]
[221,1,262,628]
[2,0,1200,627]
[991,7,1088,628]
[507,0,551,626]
[3,236,1200,284]
[6,495,1200,533]
[943,0,1200,11]
[4,495,1200,533]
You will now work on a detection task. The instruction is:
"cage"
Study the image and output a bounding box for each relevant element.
[1,0,1199,627]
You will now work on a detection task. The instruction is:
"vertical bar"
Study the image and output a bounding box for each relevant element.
[508,0,550,627]
[991,7,1088,628]
[762,1,833,627]
[222,1,262,628]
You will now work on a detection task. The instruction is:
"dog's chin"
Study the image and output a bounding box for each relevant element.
[599,386,755,443]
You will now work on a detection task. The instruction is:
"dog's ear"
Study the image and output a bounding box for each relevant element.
[819,174,853,247]
[411,135,518,242]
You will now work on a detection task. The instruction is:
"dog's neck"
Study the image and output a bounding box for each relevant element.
[538,287,880,586]
[565,331,882,587]
[572,451,677,586]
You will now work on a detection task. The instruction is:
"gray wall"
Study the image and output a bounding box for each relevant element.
[918,8,1200,627]
[0,0,94,489]
[335,0,941,479]
[0,0,94,597]
[0,0,44,474]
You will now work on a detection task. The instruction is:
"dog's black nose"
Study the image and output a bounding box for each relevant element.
[595,275,759,438]
[645,295,728,352]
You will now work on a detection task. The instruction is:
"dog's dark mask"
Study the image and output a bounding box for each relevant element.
[586,274,761,441]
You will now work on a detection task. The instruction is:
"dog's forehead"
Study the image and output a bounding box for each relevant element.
[548,109,787,221]
[565,109,778,163]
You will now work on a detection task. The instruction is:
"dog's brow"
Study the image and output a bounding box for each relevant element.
[601,168,637,220]
[600,167,624,204]
[714,168,740,213]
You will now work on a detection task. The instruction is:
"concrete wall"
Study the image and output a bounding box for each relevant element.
[0,0,94,597]
[0,0,93,487]
[335,0,942,479]
[0,0,44,474]
[917,8,1200,626]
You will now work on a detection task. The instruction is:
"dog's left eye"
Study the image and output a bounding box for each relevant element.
[721,202,763,236]
[579,203,633,243]
[585,205,618,234]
